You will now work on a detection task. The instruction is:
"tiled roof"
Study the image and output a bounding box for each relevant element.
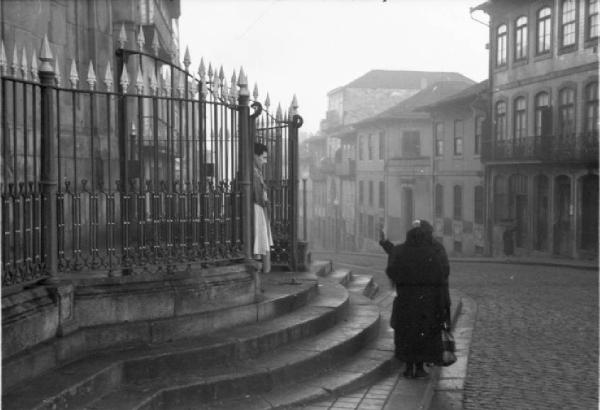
[417,80,489,110]
[356,80,474,124]
[335,70,474,92]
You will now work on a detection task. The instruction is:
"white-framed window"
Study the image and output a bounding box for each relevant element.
[495,101,507,140]
[434,122,444,156]
[453,120,464,155]
[514,97,527,139]
[585,82,599,132]
[534,92,550,136]
[587,0,599,39]
[496,24,508,66]
[515,16,528,60]
[558,87,575,134]
[537,7,552,54]
[561,0,577,47]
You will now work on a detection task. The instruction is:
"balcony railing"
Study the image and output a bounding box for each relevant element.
[482,132,599,163]
[335,159,356,177]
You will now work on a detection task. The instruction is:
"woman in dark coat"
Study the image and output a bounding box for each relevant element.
[386,226,446,378]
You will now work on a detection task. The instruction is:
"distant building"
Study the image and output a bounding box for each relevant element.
[476,0,598,259]
[354,80,475,250]
[310,70,475,251]
[419,81,490,256]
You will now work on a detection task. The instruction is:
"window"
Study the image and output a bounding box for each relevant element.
[402,131,421,157]
[585,82,599,132]
[368,181,374,206]
[453,185,463,220]
[379,131,385,159]
[453,120,464,155]
[434,122,444,156]
[515,16,528,60]
[537,7,552,54]
[514,97,527,139]
[474,116,484,155]
[588,0,599,39]
[435,184,444,217]
[496,24,508,66]
[474,186,485,224]
[368,134,373,160]
[379,181,385,208]
[359,136,364,160]
[359,180,364,205]
[534,92,550,136]
[558,87,575,134]
[561,0,577,47]
[495,101,507,140]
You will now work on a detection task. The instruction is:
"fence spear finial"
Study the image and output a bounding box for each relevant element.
[104,61,113,91]
[276,103,282,120]
[238,67,249,98]
[30,49,39,82]
[120,64,129,92]
[20,46,28,79]
[39,35,54,74]
[118,23,127,49]
[219,65,224,81]
[150,69,158,94]
[253,83,259,100]
[265,93,271,109]
[0,40,7,75]
[152,28,160,56]
[207,63,213,83]
[87,60,97,89]
[230,70,237,100]
[183,46,191,70]
[198,58,206,80]
[135,65,144,94]
[292,94,299,115]
[136,25,145,51]
[222,77,229,99]
[212,66,219,88]
[69,59,79,88]
[11,44,19,75]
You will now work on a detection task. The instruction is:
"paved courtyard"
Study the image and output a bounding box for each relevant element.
[314,251,599,410]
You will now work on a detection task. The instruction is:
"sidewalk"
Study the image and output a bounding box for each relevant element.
[302,289,475,410]
[313,249,598,271]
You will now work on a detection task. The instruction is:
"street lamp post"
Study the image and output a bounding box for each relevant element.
[302,177,307,241]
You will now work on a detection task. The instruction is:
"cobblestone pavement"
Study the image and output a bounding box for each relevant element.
[313,251,599,410]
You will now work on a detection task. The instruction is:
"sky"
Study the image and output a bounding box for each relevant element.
[179,0,490,135]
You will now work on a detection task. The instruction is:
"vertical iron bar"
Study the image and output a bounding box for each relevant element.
[238,84,252,262]
[39,58,57,277]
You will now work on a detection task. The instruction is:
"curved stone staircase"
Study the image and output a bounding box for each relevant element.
[3,261,397,410]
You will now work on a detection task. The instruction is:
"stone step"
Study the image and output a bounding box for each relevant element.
[4,270,325,392]
[2,277,346,410]
[84,295,381,410]
[185,315,399,409]
[315,261,379,300]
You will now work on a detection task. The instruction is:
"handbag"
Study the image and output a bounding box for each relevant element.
[440,323,457,367]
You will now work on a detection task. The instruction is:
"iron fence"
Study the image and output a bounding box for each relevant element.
[1,29,302,292]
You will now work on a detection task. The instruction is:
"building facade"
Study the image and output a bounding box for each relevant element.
[310,70,474,251]
[420,81,490,256]
[354,81,475,250]
[478,0,598,259]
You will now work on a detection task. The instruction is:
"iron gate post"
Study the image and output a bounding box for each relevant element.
[38,36,58,277]
[237,70,253,262]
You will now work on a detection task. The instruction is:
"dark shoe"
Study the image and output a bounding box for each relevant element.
[414,367,428,378]
[402,364,414,378]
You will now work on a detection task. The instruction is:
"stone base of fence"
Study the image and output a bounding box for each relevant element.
[2,264,256,390]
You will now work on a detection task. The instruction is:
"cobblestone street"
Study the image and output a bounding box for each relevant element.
[313,251,599,410]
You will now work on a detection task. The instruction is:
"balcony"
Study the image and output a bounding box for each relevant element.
[482,132,598,164]
[335,159,356,177]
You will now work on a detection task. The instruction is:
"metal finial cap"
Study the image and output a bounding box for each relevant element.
[38,34,54,73]
[136,26,145,50]
[253,83,259,100]
[183,46,191,68]
[87,60,97,89]
[118,23,127,48]
[199,58,206,78]
[265,93,271,108]
[69,59,79,88]
[0,40,7,73]
[104,61,113,90]
[219,65,224,80]
[237,67,247,87]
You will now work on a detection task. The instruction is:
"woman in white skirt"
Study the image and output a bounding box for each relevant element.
[253,142,273,273]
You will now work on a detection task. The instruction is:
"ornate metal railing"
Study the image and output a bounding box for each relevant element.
[483,132,599,163]
[0,28,302,291]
